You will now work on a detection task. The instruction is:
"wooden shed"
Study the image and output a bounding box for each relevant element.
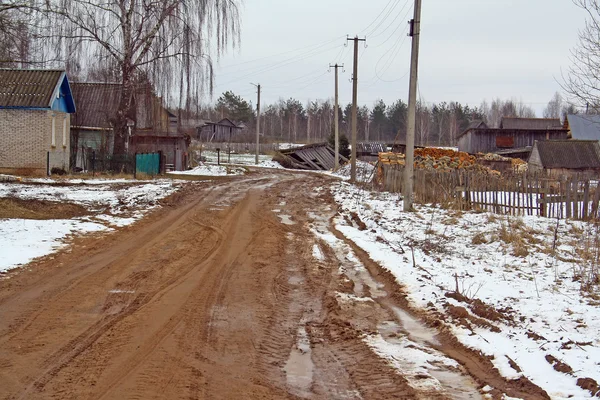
[458,128,568,155]
[458,117,568,155]
[198,118,243,142]
[528,140,600,178]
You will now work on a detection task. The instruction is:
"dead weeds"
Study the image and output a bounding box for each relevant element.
[0,197,91,220]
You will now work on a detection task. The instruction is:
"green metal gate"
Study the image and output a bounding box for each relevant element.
[135,152,160,176]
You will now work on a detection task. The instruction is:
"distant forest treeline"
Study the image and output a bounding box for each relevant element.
[189,91,579,146]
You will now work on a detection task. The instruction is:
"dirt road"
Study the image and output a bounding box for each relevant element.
[0,172,547,399]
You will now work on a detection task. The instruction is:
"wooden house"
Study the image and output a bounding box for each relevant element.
[564,114,600,140]
[0,69,76,175]
[499,117,562,130]
[71,83,187,171]
[198,118,243,142]
[528,140,600,178]
[458,117,567,156]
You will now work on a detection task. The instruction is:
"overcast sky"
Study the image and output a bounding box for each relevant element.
[208,0,587,115]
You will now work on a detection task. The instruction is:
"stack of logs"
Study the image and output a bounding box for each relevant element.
[379,148,493,172]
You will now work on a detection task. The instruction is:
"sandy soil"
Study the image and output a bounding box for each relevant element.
[0,171,548,399]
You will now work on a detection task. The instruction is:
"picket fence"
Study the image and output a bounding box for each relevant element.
[379,164,600,220]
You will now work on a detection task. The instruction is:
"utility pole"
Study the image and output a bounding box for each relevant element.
[329,63,344,170]
[403,0,422,212]
[251,83,261,164]
[347,36,366,182]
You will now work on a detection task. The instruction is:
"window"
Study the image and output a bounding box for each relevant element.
[51,114,56,147]
[496,136,514,148]
[62,116,67,147]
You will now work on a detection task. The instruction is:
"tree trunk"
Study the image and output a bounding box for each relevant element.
[113,65,135,156]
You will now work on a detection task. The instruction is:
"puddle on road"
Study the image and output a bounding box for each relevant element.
[383,306,482,399]
[284,325,314,398]
[288,275,304,285]
[429,369,483,400]
[310,207,482,400]
[312,244,324,261]
[389,306,439,346]
[278,214,295,225]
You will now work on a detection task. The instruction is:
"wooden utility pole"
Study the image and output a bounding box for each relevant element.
[252,83,261,164]
[347,36,366,182]
[403,0,422,211]
[329,63,344,170]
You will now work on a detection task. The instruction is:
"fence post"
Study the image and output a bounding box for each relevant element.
[583,180,590,220]
[539,179,546,218]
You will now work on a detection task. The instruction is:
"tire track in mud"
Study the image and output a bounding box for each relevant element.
[326,194,551,400]
[0,172,536,400]
[16,210,227,399]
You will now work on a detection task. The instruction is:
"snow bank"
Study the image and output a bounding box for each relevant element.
[169,164,246,176]
[332,182,600,399]
[0,179,180,273]
[0,219,107,272]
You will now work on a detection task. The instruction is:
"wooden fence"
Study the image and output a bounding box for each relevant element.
[379,164,600,220]
[192,142,282,154]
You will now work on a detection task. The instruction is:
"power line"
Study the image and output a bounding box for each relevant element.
[216,35,346,72]
[370,0,411,39]
[361,0,397,37]
[211,42,342,89]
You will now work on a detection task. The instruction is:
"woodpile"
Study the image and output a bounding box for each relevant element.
[379,149,484,171]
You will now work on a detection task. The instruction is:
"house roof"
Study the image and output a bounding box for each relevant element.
[500,117,562,130]
[71,82,163,129]
[566,114,600,140]
[0,69,75,111]
[203,118,242,128]
[459,120,488,137]
[532,140,600,169]
[71,83,121,128]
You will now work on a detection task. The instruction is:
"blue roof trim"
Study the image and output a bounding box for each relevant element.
[50,73,76,113]
[0,71,76,113]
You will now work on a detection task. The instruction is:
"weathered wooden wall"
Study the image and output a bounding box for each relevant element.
[458,129,568,154]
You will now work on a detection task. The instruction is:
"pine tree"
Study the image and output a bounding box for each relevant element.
[327,129,350,159]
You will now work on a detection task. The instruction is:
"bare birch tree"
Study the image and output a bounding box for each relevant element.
[30,0,240,154]
[563,0,600,111]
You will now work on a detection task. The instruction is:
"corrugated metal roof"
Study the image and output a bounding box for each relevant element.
[356,142,387,153]
[71,83,121,129]
[277,143,347,170]
[500,117,562,130]
[71,82,161,129]
[534,140,600,169]
[566,114,600,140]
[0,69,65,108]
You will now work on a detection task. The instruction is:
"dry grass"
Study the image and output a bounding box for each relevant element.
[0,197,91,220]
[472,232,488,245]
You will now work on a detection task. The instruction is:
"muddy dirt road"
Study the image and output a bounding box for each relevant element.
[0,172,546,399]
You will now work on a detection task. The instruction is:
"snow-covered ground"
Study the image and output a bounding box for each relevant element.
[326,161,375,182]
[0,179,180,272]
[168,164,246,176]
[331,182,600,399]
[200,151,275,165]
